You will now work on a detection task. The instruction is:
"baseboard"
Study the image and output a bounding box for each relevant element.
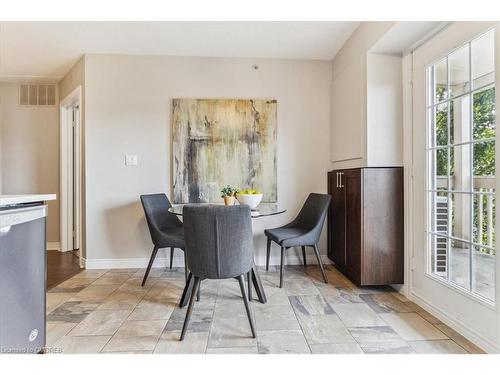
[84,253,332,270]
[46,242,60,251]
[410,290,499,353]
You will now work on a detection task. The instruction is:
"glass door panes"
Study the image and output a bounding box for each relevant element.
[427,29,496,302]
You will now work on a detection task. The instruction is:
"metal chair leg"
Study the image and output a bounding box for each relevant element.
[180,276,201,341]
[247,271,252,301]
[179,272,193,308]
[169,247,174,269]
[142,246,159,286]
[280,247,285,288]
[196,281,201,301]
[266,238,271,271]
[237,275,256,338]
[302,246,307,267]
[184,254,188,281]
[313,244,328,284]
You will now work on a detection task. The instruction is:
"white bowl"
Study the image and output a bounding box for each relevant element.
[236,193,263,209]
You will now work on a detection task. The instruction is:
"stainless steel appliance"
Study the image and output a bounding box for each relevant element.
[0,203,46,354]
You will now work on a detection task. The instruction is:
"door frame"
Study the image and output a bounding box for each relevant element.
[404,22,500,353]
[59,86,82,265]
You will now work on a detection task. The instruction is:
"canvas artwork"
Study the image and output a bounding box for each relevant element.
[172,98,277,203]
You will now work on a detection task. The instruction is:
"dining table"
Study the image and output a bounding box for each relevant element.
[168,203,286,306]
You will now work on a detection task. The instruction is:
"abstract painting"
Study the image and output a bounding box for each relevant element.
[172,98,277,203]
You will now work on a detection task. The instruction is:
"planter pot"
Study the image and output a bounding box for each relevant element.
[223,196,235,206]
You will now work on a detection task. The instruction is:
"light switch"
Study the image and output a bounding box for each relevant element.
[125,154,138,166]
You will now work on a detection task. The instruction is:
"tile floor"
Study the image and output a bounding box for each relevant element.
[46,264,485,354]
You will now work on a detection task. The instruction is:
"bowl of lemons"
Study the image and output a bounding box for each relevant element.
[236,189,263,209]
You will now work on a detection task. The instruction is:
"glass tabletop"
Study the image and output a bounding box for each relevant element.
[168,203,286,218]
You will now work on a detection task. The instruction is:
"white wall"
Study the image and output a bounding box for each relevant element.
[330,22,397,169]
[366,53,403,166]
[0,82,60,242]
[82,54,331,267]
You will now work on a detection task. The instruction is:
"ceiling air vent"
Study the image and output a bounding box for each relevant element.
[19,84,57,106]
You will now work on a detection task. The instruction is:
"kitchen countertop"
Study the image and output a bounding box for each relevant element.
[0,194,57,207]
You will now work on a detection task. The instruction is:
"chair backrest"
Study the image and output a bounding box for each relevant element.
[292,193,331,239]
[140,194,183,246]
[183,205,254,279]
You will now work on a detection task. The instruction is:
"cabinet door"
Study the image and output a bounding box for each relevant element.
[344,169,362,283]
[329,171,346,268]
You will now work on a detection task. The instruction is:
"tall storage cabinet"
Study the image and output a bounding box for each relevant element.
[327,167,404,286]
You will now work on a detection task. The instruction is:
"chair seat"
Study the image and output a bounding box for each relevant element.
[157,226,185,249]
[264,227,314,247]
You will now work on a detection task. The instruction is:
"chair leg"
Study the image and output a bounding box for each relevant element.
[180,276,201,341]
[247,271,252,301]
[302,246,307,267]
[169,247,174,269]
[266,238,271,271]
[313,244,328,284]
[196,281,201,301]
[237,275,256,338]
[280,246,285,288]
[184,253,188,281]
[142,246,159,286]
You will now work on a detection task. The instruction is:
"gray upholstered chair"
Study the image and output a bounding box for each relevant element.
[140,194,186,286]
[264,193,331,288]
[180,205,256,341]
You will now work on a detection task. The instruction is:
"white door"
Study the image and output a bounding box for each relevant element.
[411,22,499,352]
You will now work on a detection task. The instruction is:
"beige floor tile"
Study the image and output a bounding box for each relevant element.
[332,303,387,328]
[49,277,96,292]
[360,340,415,354]
[154,331,209,354]
[71,270,108,279]
[213,300,251,321]
[254,303,300,331]
[103,350,153,354]
[434,324,485,353]
[102,336,159,352]
[257,330,311,354]
[297,314,356,344]
[284,277,321,296]
[106,268,139,274]
[408,340,468,354]
[57,335,112,354]
[92,274,132,286]
[70,284,120,303]
[380,313,448,341]
[289,295,335,316]
[114,320,166,338]
[206,346,258,354]
[68,310,131,336]
[309,343,364,354]
[128,300,176,321]
[96,289,146,310]
[359,293,414,313]
[46,292,76,314]
[404,301,441,324]
[208,318,257,348]
[348,326,402,343]
[46,322,77,346]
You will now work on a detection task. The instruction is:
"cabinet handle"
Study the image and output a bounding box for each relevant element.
[340,172,344,188]
[336,172,339,188]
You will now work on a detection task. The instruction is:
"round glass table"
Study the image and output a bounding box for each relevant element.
[168,202,286,218]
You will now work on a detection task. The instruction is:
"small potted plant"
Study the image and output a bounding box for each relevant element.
[221,185,239,206]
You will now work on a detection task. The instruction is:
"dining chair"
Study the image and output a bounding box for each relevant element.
[140,193,186,286]
[180,205,256,341]
[264,193,331,288]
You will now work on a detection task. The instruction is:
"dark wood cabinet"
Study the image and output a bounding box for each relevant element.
[327,167,404,286]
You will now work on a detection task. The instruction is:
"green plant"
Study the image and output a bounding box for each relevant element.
[220,185,239,198]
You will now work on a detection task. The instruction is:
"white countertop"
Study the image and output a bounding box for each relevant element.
[0,194,57,206]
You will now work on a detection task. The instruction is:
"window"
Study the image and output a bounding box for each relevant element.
[427,29,496,302]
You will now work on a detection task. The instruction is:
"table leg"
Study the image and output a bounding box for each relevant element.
[179,271,193,308]
[251,266,267,304]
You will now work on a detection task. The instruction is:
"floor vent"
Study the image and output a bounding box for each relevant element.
[19,84,57,106]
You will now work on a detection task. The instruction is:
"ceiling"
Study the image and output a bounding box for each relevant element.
[0,22,360,81]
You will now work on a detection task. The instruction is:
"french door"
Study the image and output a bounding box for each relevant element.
[411,22,499,352]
